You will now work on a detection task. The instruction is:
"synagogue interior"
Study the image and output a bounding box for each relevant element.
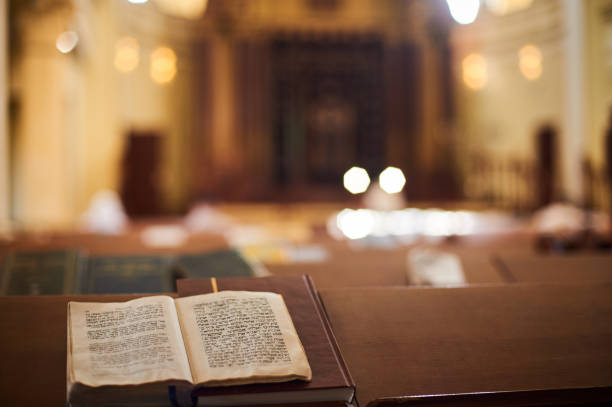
[1,0,612,406]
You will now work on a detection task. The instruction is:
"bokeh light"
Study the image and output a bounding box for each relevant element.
[150,46,177,84]
[343,167,370,194]
[485,0,533,15]
[446,0,480,25]
[154,0,208,19]
[114,37,140,73]
[56,31,78,54]
[336,209,375,240]
[333,208,482,240]
[519,44,542,81]
[128,0,148,4]
[462,53,487,90]
[379,167,406,194]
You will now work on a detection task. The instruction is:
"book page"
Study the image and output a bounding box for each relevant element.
[69,296,193,387]
[175,291,312,386]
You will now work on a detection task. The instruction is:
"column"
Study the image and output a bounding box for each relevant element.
[561,0,586,204]
[0,1,8,230]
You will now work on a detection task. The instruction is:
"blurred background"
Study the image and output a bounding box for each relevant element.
[1,0,610,227]
[1,0,612,296]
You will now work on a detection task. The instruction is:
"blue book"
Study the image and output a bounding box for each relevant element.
[80,255,174,294]
[0,250,84,295]
[174,249,256,279]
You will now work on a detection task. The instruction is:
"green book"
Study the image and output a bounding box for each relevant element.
[0,250,84,295]
[80,255,174,294]
[173,249,256,279]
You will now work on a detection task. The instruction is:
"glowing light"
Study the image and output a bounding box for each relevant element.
[150,46,177,84]
[330,208,495,240]
[379,167,406,194]
[384,210,417,236]
[343,167,370,194]
[56,31,78,54]
[446,0,480,25]
[154,0,208,19]
[451,211,477,235]
[462,53,487,90]
[422,210,452,237]
[128,0,148,4]
[485,0,533,15]
[114,37,140,73]
[519,44,542,81]
[336,209,375,240]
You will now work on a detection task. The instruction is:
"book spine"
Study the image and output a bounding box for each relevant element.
[0,251,13,295]
[73,250,89,294]
[0,252,7,295]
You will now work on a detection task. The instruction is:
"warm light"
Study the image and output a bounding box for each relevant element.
[446,0,480,24]
[154,0,208,19]
[343,167,370,194]
[336,209,375,240]
[462,53,487,90]
[519,44,542,81]
[486,0,533,15]
[425,210,460,237]
[56,31,78,54]
[379,167,406,194]
[128,0,148,4]
[329,208,499,240]
[451,211,477,235]
[150,46,177,84]
[114,37,140,73]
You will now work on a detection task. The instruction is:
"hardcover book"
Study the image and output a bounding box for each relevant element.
[79,255,175,294]
[66,275,355,406]
[0,250,84,295]
[67,290,311,406]
[174,249,258,279]
[177,275,355,406]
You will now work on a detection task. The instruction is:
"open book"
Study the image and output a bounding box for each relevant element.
[67,291,311,406]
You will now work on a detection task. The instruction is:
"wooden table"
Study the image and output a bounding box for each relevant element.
[2,284,611,406]
[320,283,612,406]
[0,294,152,406]
[0,293,344,407]
[494,253,612,283]
[266,249,409,289]
[267,248,505,289]
[1,231,228,256]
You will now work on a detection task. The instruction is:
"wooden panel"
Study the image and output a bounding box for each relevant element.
[0,294,154,406]
[267,248,505,288]
[120,132,162,217]
[494,253,612,283]
[320,284,612,406]
[271,33,385,193]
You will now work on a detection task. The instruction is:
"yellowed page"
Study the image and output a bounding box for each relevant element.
[175,291,312,386]
[69,296,193,387]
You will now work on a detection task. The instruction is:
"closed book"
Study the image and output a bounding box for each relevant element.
[177,275,355,406]
[174,249,256,279]
[80,255,174,294]
[0,250,85,295]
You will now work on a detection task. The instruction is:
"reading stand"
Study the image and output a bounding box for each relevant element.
[2,283,612,406]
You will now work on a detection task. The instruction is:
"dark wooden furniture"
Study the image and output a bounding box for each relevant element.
[266,248,505,289]
[0,294,345,407]
[535,125,557,208]
[320,283,612,406]
[120,131,163,217]
[493,253,612,283]
[0,294,150,406]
